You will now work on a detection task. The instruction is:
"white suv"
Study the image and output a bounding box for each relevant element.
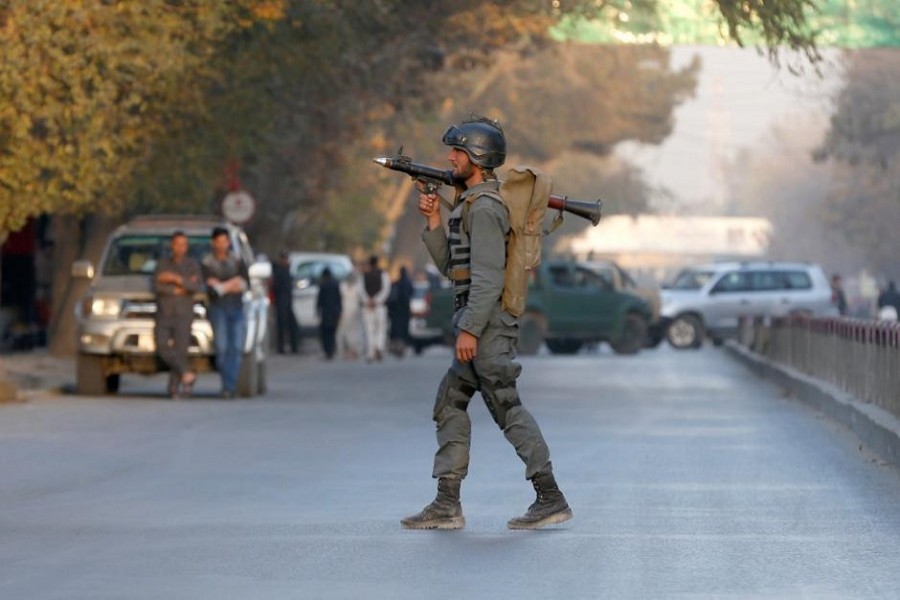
[660,261,838,349]
[288,252,354,333]
[72,216,272,396]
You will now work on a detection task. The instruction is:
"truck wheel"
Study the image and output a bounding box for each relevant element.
[517,313,545,356]
[667,314,704,349]
[644,326,664,349]
[610,313,648,355]
[546,339,583,355]
[76,353,109,396]
[237,352,259,398]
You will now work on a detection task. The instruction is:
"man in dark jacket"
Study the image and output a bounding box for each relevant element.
[272,251,300,354]
[316,267,342,360]
[154,231,202,398]
[877,281,900,320]
[387,266,414,358]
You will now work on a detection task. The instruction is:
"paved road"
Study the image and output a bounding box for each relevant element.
[2,345,900,599]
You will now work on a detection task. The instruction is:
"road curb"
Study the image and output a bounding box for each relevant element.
[724,341,900,466]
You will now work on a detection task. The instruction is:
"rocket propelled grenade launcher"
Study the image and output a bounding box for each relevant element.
[373,151,602,226]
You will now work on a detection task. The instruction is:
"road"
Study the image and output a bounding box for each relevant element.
[2,345,900,599]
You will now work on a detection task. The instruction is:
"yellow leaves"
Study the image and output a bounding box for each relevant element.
[251,1,287,22]
[0,1,283,233]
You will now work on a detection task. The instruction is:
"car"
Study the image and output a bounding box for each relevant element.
[581,259,664,348]
[71,215,272,396]
[408,278,450,354]
[659,260,839,349]
[288,252,354,334]
[424,260,654,355]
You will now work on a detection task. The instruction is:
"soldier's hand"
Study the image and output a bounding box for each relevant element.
[417,192,440,218]
[456,330,478,363]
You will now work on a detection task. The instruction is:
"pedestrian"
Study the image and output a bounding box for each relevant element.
[361,255,390,362]
[153,231,202,399]
[877,280,900,321]
[272,250,300,354]
[387,265,414,358]
[316,267,342,360]
[201,227,249,398]
[830,274,848,316]
[338,268,363,360]
[402,115,572,530]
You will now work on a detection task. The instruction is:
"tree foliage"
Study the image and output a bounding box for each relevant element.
[0,0,825,240]
[816,49,900,278]
[0,0,282,232]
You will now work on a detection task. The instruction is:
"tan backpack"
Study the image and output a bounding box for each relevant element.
[462,166,556,317]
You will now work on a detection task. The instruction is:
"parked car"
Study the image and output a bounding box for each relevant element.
[409,278,450,354]
[288,252,354,334]
[581,259,664,348]
[659,260,839,349]
[424,260,653,355]
[71,215,272,397]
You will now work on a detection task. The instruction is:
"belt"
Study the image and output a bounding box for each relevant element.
[454,291,469,311]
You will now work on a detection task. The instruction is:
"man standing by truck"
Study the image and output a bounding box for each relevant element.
[154,231,202,399]
[401,116,572,530]
[202,227,249,398]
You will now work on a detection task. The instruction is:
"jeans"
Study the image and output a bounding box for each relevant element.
[208,303,246,393]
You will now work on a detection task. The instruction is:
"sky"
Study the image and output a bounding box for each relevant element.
[615,46,845,214]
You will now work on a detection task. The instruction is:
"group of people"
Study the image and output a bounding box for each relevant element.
[154,227,249,399]
[271,253,416,363]
[831,273,900,321]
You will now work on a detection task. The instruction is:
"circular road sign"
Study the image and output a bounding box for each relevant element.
[221,190,256,224]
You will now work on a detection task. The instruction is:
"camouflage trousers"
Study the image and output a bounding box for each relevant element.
[431,305,552,481]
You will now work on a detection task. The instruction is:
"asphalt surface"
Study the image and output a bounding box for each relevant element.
[2,345,900,599]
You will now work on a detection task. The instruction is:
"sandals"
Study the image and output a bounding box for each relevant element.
[180,371,196,398]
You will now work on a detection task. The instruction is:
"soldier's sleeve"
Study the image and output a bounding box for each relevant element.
[457,198,507,337]
[421,225,450,277]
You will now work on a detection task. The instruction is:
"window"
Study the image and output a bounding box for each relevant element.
[783,271,812,290]
[711,271,750,293]
[102,235,208,276]
[671,269,715,290]
[750,271,781,291]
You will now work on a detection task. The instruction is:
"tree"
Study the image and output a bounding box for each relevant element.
[816,49,900,279]
[0,0,283,233]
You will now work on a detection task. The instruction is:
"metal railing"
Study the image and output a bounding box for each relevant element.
[738,315,900,420]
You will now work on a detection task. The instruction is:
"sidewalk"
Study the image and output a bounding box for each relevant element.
[0,350,74,400]
[725,340,900,467]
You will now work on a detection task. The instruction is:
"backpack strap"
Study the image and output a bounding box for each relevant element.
[460,189,504,236]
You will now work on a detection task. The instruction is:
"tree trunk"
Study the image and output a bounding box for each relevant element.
[47,214,115,357]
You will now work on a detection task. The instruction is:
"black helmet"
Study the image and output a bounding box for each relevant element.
[442,116,506,169]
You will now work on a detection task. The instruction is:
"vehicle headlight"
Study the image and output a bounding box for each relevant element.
[82,295,122,318]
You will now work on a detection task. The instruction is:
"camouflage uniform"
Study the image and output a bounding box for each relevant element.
[421,180,553,481]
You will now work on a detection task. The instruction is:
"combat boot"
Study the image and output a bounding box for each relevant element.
[401,478,465,530]
[507,472,573,530]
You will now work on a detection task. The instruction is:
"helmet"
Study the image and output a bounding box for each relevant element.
[442,116,506,169]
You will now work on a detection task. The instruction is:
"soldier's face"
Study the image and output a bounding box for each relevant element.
[448,147,476,180]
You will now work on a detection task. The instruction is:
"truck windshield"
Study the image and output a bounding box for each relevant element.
[670,269,715,290]
[102,234,210,276]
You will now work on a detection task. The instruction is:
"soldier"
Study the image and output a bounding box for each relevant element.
[402,116,572,530]
[154,231,202,399]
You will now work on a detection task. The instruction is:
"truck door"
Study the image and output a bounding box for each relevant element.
[543,264,608,335]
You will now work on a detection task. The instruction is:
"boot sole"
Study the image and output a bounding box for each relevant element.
[507,507,573,530]
[401,516,465,530]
